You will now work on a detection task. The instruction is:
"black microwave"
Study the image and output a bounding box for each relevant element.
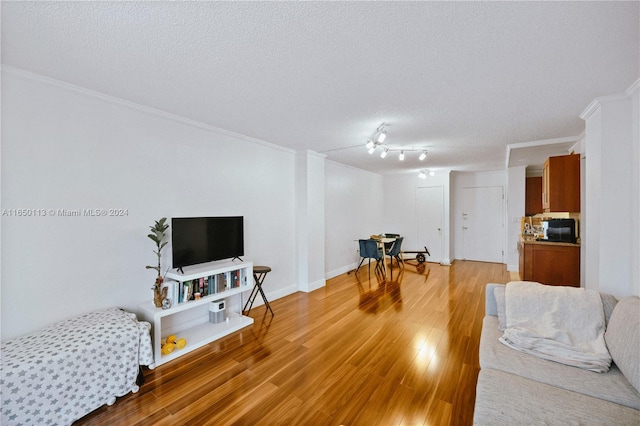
[542,218,577,243]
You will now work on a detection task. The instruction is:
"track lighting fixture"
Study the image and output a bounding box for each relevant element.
[362,123,429,166]
[418,170,427,179]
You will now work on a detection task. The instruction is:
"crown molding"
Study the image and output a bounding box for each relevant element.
[580,78,640,120]
[626,78,640,95]
[303,149,328,160]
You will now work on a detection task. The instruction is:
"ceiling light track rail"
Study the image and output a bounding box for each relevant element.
[366,123,428,160]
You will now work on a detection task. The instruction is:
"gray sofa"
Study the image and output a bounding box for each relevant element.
[474,283,640,425]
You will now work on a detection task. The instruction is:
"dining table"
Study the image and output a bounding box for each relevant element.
[369,235,397,274]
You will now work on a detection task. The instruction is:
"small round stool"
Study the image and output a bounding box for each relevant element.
[243,265,274,316]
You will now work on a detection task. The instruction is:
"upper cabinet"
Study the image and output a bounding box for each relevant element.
[542,153,580,212]
[525,176,543,215]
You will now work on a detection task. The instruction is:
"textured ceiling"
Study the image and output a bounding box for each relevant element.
[2,1,638,175]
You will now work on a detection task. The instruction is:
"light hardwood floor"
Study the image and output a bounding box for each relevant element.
[76,260,510,425]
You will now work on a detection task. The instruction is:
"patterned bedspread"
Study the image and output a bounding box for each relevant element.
[1,307,154,426]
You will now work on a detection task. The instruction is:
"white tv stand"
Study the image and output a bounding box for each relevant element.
[139,259,254,367]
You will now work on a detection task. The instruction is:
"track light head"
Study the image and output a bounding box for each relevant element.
[418,170,427,179]
[365,139,374,149]
[376,129,387,143]
[399,150,405,161]
[368,145,376,155]
[419,150,427,161]
[380,147,388,158]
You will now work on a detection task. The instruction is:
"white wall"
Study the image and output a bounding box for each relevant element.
[583,106,603,293]
[296,150,326,291]
[633,82,640,296]
[580,79,639,298]
[382,172,452,264]
[326,166,509,275]
[451,171,507,261]
[381,170,510,265]
[324,161,383,278]
[1,68,299,339]
[0,67,3,337]
[506,166,526,271]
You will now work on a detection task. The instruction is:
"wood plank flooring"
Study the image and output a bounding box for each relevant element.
[75,260,509,426]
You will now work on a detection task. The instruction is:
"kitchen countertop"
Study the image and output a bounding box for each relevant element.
[519,236,580,247]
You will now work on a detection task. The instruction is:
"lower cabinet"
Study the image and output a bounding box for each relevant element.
[519,241,580,287]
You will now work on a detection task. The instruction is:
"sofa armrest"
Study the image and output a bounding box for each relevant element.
[485,283,504,317]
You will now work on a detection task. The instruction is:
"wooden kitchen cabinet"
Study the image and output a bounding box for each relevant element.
[542,154,580,212]
[519,240,580,287]
[525,177,543,215]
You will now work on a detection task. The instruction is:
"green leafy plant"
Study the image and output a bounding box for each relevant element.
[146,217,169,277]
[146,218,169,307]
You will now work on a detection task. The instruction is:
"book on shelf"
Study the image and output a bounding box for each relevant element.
[198,277,205,296]
[161,266,251,308]
[217,273,228,292]
[182,281,192,302]
[231,270,240,288]
[225,271,232,288]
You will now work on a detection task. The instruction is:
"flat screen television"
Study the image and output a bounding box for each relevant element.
[171,216,244,270]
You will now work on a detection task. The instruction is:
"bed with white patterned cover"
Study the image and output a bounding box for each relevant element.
[1,307,154,426]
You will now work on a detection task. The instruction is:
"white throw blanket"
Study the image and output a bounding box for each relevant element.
[499,281,612,372]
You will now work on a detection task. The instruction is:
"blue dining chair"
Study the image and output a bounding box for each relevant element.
[383,233,400,252]
[356,239,384,278]
[386,236,404,276]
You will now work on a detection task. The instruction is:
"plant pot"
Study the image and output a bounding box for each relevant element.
[153,277,167,308]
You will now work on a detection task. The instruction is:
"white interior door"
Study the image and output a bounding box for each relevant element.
[416,186,444,263]
[462,186,504,263]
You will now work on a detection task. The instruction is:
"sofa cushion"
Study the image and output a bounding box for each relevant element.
[605,296,640,394]
[474,369,640,425]
[493,286,506,331]
[484,283,502,317]
[480,316,640,409]
[600,293,618,326]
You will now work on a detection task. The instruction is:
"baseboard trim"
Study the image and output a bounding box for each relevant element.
[298,279,326,293]
[325,263,358,280]
[247,284,298,309]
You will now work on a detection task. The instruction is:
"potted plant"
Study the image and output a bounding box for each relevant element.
[146,217,169,307]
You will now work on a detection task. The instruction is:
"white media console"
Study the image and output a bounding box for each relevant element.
[139,259,254,367]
